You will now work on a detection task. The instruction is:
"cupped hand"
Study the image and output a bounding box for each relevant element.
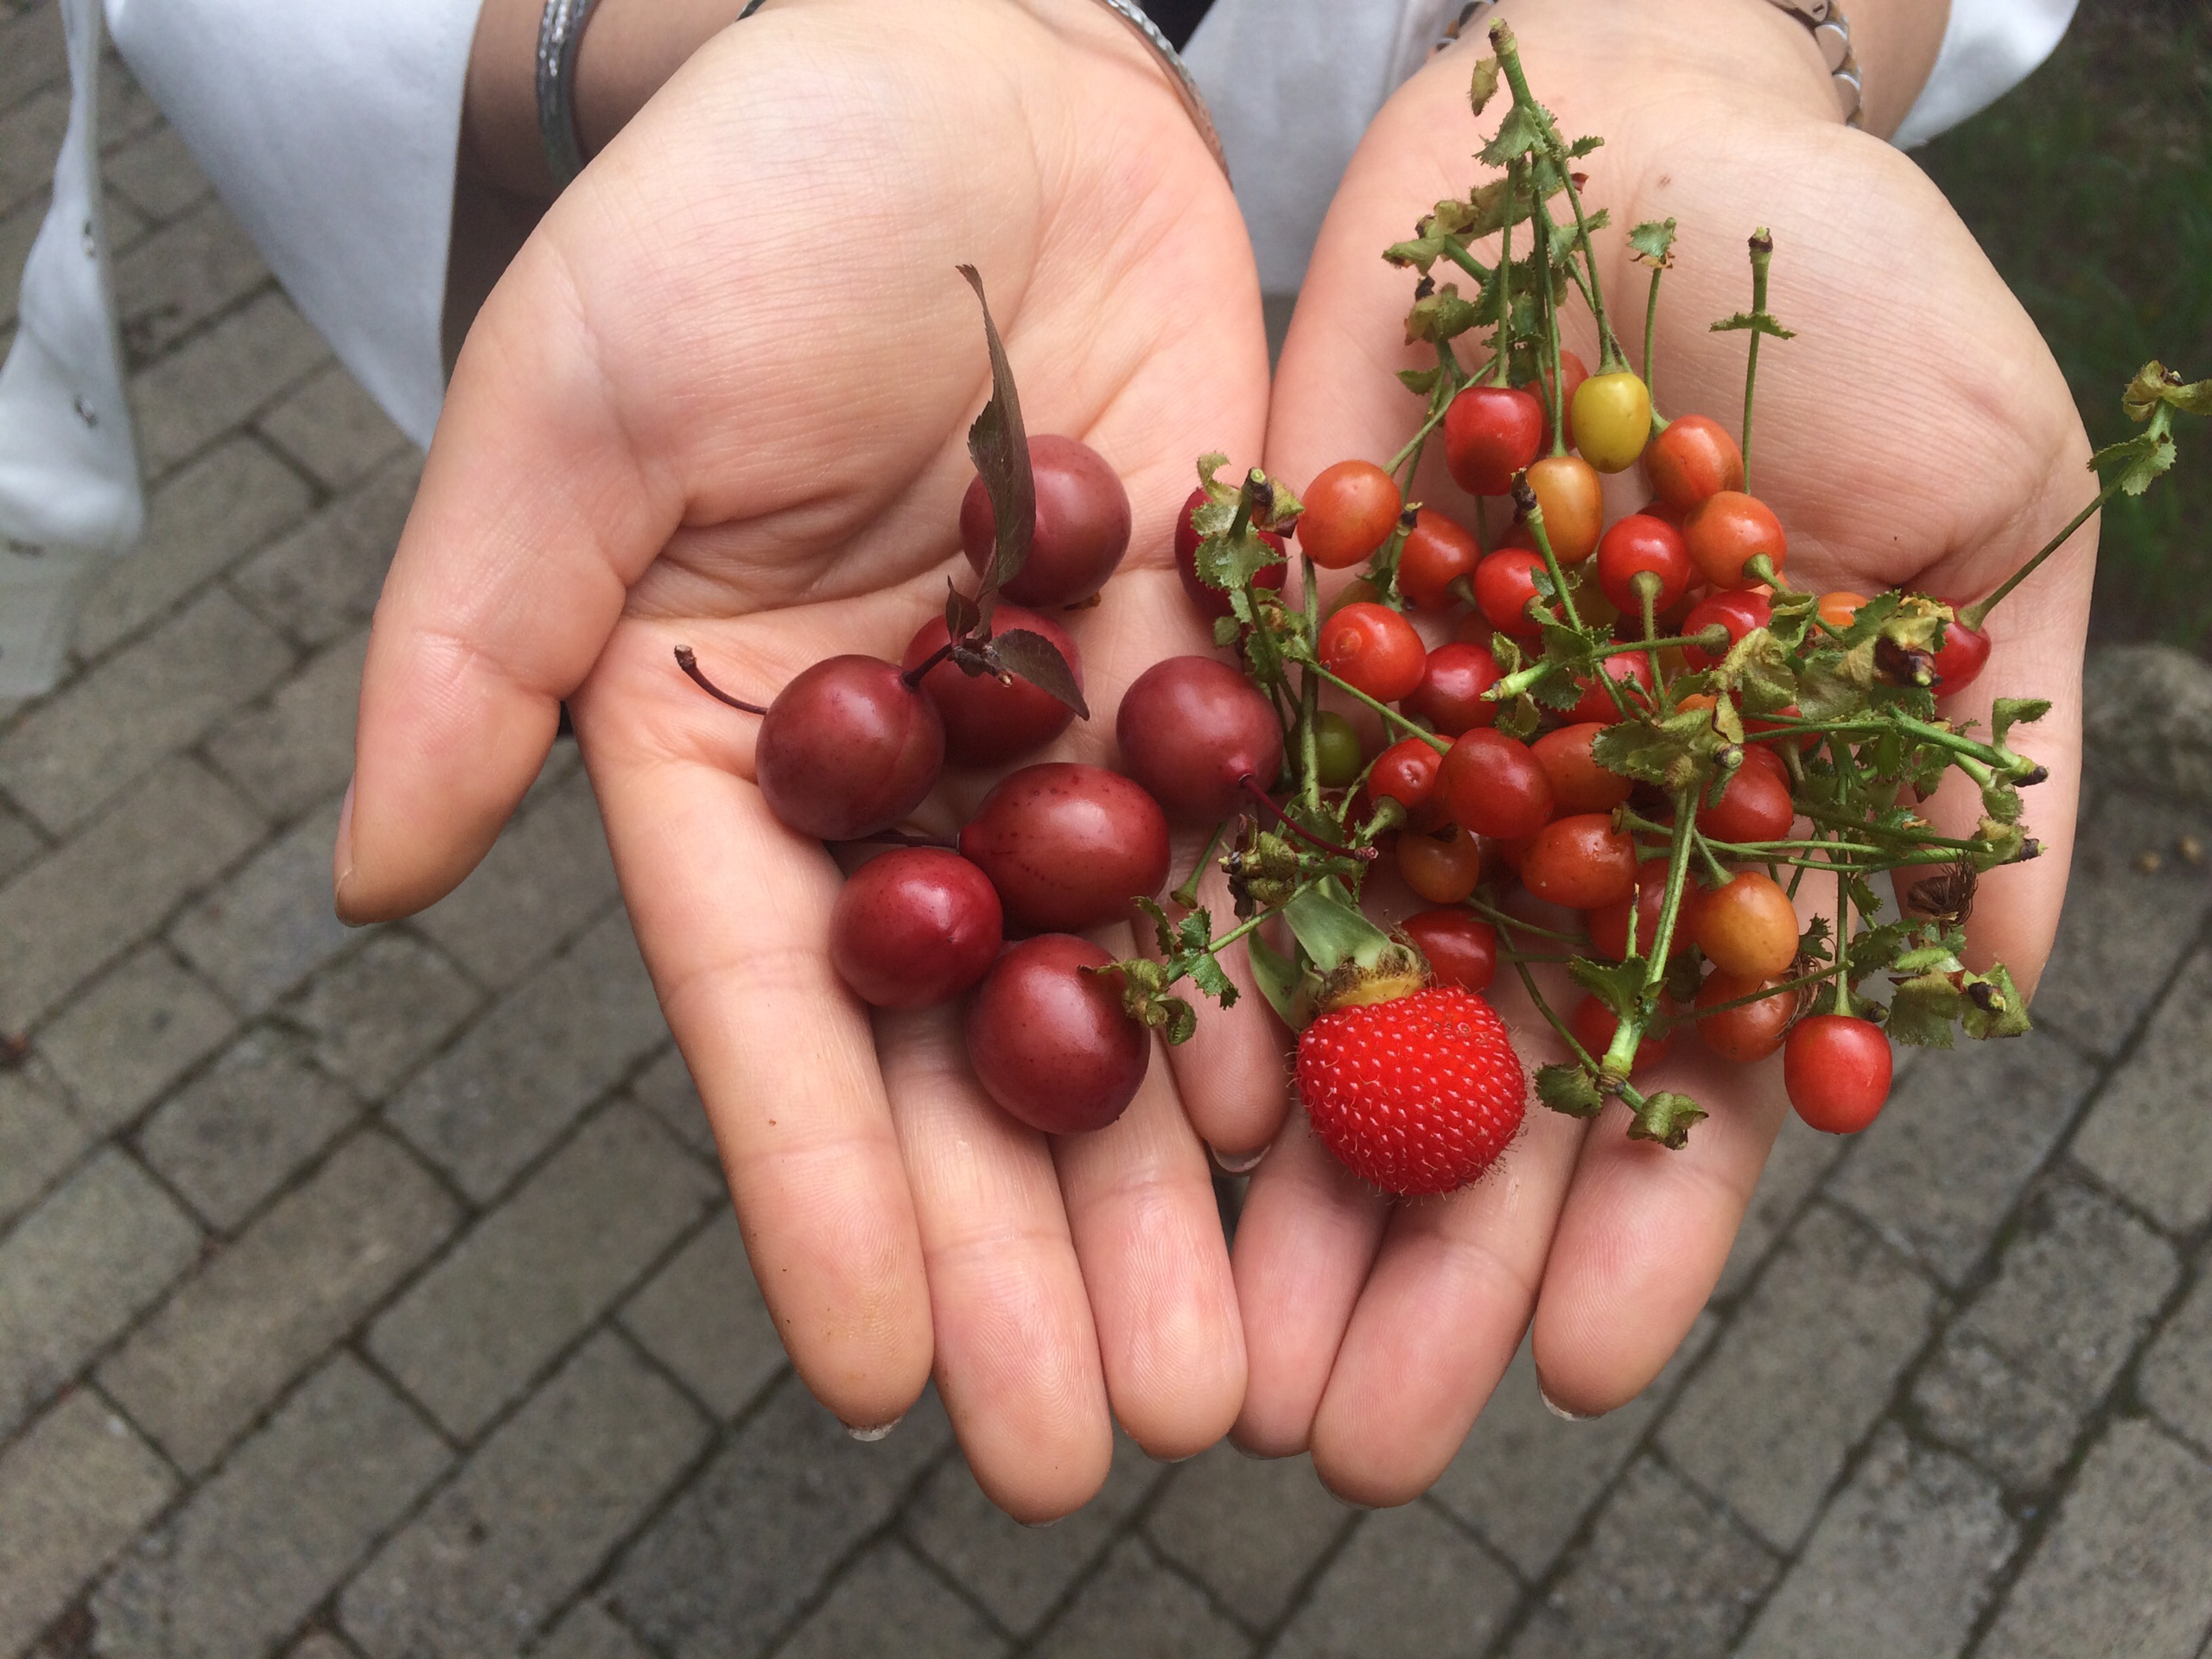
[340,0,1280,1519]
[1239,0,2093,1504]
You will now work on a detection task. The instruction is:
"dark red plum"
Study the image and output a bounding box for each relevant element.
[958,762,1171,933]
[1115,656,1284,823]
[900,603,1082,768]
[755,655,943,841]
[964,934,1149,1133]
[960,435,1132,608]
[830,849,1003,1008]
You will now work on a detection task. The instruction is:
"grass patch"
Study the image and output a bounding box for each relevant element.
[1915,0,2212,650]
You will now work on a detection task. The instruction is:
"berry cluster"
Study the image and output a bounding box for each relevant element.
[685,34,2208,1198]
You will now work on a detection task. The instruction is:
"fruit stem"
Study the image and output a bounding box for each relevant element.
[1741,229,1773,494]
[1529,184,1573,458]
[1463,893,1585,944]
[1643,789,1699,991]
[1512,479,1586,633]
[1389,345,1465,486]
[1305,664,1452,753]
[674,646,770,715]
[1670,961,1836,1025]
[1598,1007,1647,1084]
[1643,261,1666,423]
[1961,472,2124,630]
[1171,817,1234,910]
[1299,554,1326,810]
[1511,953,1599,1071]
[1491,165,1517,388]
[1831,864,1855,1018]
[1241,776,1377,862]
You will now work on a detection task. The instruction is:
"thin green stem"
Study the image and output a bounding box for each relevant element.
[1170,817,1232,909]
[1305,661,1452,753]
[1463,894,1585,944]
[1961,473,2125,630]
[1742,229,1772,493]
[1643,261,1666,419]
[1514,954,1597,1070]
[1643,792,1699,992]
[1300,556,1325,811]
[1831,862,1854,1017]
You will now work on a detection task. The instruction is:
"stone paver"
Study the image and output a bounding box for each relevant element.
[283,928,482,1100]
[134,1027,360,1230]
[1979,1419,2212,1659]
[0,1147,200,1437]
[1660,1202,1941,1550]
[35,944,235,1134]
[343,1333,709,1659]
[90,1354,449,1659]
[1716,1113,1846,1300]
[101,120,213,223]
[1274,1503,1518,1659]
[627,1039,716,1160]
[1145,1440,1354,1629]
[205,626,368,822]
[905,1431,1166,1638]
[0,757,263,1033]
[0,1390,176,1658]
[255,360,408,491]
[97,1129,459,1472]
[111,194,270,367]
[369,1102,720,1438]
[131,288,327,474]
[1030,1538,1253,1659]
[778,1542,1007,1659]
[1912,1175,2177,1489]
[387,907,667,1200]
[2072,947,2212,1234]
[1501,1457,1779,1659]
[168,798,354,1015]
[0,582,293,835]
[1736,1426,2015,1659]
[228,454,420,649]
[0,1065,90,1230]
[1827,1027,2097,1288]
[2142,1265,2212,1452]
[616,1207,786,1421]
[608,1379,950,1659]
[535,1603,656,1659]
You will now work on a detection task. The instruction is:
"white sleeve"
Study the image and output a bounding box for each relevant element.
[0,0,474,696]
[1892,0,2078,149]
[103,0,477,446]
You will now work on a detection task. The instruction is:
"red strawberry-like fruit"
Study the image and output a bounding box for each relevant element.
[1295,985,1527,1195]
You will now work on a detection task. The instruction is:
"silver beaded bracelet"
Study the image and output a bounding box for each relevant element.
[537,0,1225,194]
[1433,0,1864,130]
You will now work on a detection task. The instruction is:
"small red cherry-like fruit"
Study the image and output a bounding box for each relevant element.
[960,435,1132,607]
[1401,908,1498,994]
[1296,985,1526,1194]
[1318,601,1427,702]
[1682,590,1773,672]
[1694,870,1801,980]
[1643,414,1745,512]
[1570,369,1653,474]
[1472,548,1554,639]
[1683,490,1786,590]
[1567,652,1656,726]
[1398,509,1484,610]
[1522,349,1590,453]
[755,655,945,842]
[1360,736,1446,825]
[1532,722,1633,814]
[1694,970,1796,1063]
[1527,455,1605,563]
[1595,513,1692,617]
[1570,995,1673,1075]
[1440,728,1554,841]
[1520,813,1639,909]
[966,935,1150,1134]
[1300,461,1402,569]
[1444,385,1546,497]
[1403,641,1503,736]
[902,604,1082,768]
[1700,760,1795,846]
[1396,824,1484,905]
[830,849,1002,1008]
[959,763,1172,933]
[1931,608,1992,696]
[1116,655,1284,823]
[1784,1014,1894,1133]
[1174,486,1287,620]
[1588,865,1700,962]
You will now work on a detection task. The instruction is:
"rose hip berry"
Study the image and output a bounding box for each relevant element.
[1396,824,1484,904]
[1362,736,1446,825]
[960,435,1132,607]
[1567,652,1656,725]
[1931,610,1992,696]
[1533,722,1633,813]
[1318,601,1427,702]
[1519,814,1639,910]
[959,762,1172,933]
[1527,454,1605,563]
[1684,489,1786,590]
[901,604,1082,767]
[1402,642,1503,736]
[1595,513,1692,617]
[1570,369,1652,474]
[755,655,944,842]
[1694,970,1796,1063]
[1401,908,1499,993]
[1440,728,1554,841]
[830,849,1002,1008]
[1115,655,1284,823]
[1472,547,1554,639]
[1783,1014,1894,1132]
[1444,385,1545,497]
[1694,871,1801,979]
[965,935,1150,1134]
[1643,414,1745,512]
[1682,590,1774,671]
[1300,461,1402,569]
[1397,509,1484,610]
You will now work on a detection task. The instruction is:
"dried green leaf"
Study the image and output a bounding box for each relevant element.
[1887,971,1961,1049]
[1628,218,1678,268]
[1567,957,1648,1020]
[1467,54,1503,116]
[1961,963,2031,1040]
[1537,1062,1606,1118]
[2091,429,2177,496]
[1991,697,2051,750]
[1627,1090,1707,1148]
[956,265,1033,618]
[1709,309,1797,340]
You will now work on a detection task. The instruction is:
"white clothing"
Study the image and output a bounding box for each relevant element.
[0,0,2079,694]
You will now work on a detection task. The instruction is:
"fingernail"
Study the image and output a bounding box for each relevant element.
[845,1415,903,1442]
[1539,1387,1597,1422]
[1211,1144,1267,1175]
[332,779,362,925]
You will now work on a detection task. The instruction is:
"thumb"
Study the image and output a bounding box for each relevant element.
[336,235,678,922]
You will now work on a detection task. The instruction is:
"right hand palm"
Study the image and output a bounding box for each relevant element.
[340,0,1274,1520]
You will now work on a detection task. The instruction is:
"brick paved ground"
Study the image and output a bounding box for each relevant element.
[7,9,2212,1656]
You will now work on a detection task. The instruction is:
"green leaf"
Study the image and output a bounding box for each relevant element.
[2122,360,2212,421]
[1991,697,2051,750]
[1626,1090,1707,1149]
[1567,957,1648,1020]
[1981,779,2024,824]
[1592,707,1720,792]
[1406,283,1484,345]
[1891,944,1964,976]
[1887,972,1961,1049]
[1961,963,2031,1040]
[1398,365,1444,396]
[955,266,1034,618]
[1132,897,1180,957]
[1245,927,1304,1028]
[1846,921,1915,978]
[1713,627,1795,715]
[2090,429,2177,496]
[1466,54,1503,116]
[1481,105,1548,167]
[1536,1063,1605,1119]
[1709,310,1797,340]
[985,628,1090,719]
[1282,882,1402,976]
[1628,217,1678,268]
